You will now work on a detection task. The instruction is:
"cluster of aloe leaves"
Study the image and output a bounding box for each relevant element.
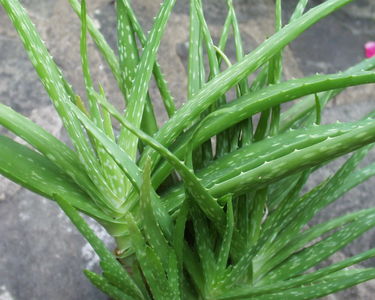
[1,0,375,298]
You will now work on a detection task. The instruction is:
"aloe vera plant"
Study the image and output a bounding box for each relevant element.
[1,0,375,299]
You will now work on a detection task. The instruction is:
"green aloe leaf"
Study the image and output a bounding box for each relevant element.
[190,202,216,288]
[80,1,126,200]
[139,157,171,268]
[255,207,375,282]
[97,98,226,226]
[0,134,114,222]
[151,72,375,189]
[119,0,176,163]
[167,251,181,299]
[67,0,121,92]
[1,0,122,209]
[162,119,375,213]
[215,197,234,275]
[121,0,176,117]
[281,56,375,130]
[249,66,269,92]
[116,0,158,136]
[219,262,375,299]
[290,0,309,22]
[139,0,354,171]
[116,0,138,99]
[80,0,103,128]
[269,0,282,136]
[188,0,204,99]
[262,210,375,283]
[125,215,172,300]
[183,243,205,296]
[173,199,189,283]
[143,246,173,300]
[55,195,144,299]
[193,72,375,148]
[65,98,142,194]
[100,89,116,141]
[248,188,268,246]
[253,145,373,271]
[267,170,309,212]
[339,160,375,196]
[208,119,375,197]
[256,269,375,300]
[0,103,102,200]
[84,270,132,300]
[256,144,374,272]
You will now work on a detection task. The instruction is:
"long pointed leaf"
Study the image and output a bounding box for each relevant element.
[125,215,172,300]
[98,99,226,226]
[262,210,375,283]
[119,0,176,163]
[116,0,158,136]
[151,72,375,189]
[84,270,132,300]
[257,269,375,300]
[162,119,375,212]
[219,248,375,299]
[193,72,375,148]
[0,135,113,222]
[139,0,355,171]
[280,56,375,130]
[55,195,143,299]
[65,99,142,193]
[1,0,120,209]
[121,0,176,117]
[139,157,171,268]
[0,103,103,202]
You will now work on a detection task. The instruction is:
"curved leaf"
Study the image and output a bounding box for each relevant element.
[0,135,112,222]
[138,0,354,171]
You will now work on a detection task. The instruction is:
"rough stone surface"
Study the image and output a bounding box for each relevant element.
[0,0,374,299]
[0,189,109,300]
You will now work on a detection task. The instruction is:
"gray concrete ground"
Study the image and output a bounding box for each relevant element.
[0,0,375,299]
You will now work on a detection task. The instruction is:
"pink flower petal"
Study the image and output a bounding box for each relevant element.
[365,41,375,58]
